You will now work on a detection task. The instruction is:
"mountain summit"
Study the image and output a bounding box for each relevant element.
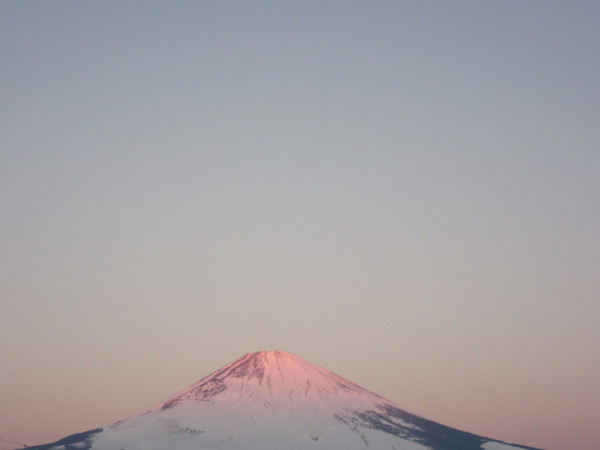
[155,350,388,413]
[28,351,540,450]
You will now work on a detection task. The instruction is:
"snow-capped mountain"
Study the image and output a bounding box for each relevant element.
[27,350,541,450]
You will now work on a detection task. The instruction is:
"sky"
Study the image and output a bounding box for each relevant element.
[1,1,599,449]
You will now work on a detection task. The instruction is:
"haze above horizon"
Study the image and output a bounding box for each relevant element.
[1,2,599,450]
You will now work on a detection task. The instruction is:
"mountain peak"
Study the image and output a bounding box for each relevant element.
[155,350,374,411]
[238,349,303,369]
[27,351,542,450]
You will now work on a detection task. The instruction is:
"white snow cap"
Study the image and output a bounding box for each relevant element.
[155,350,386,413]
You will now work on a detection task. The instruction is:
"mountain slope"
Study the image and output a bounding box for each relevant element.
[27,350,541,450]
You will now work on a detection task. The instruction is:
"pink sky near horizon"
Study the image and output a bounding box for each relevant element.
[1,2,599,450]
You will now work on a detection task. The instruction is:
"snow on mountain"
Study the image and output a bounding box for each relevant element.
[26,350,541,450]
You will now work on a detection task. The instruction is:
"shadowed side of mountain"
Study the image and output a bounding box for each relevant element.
[355,404,542,450]
[25,428,102,450]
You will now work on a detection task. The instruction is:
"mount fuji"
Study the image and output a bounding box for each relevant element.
[27,350,540,450]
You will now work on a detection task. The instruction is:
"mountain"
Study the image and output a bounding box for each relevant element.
[26,350,541,450]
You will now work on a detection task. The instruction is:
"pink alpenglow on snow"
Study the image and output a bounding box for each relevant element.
[27,351,542,450]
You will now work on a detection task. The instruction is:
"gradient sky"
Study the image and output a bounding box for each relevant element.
[1,2,599,449]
